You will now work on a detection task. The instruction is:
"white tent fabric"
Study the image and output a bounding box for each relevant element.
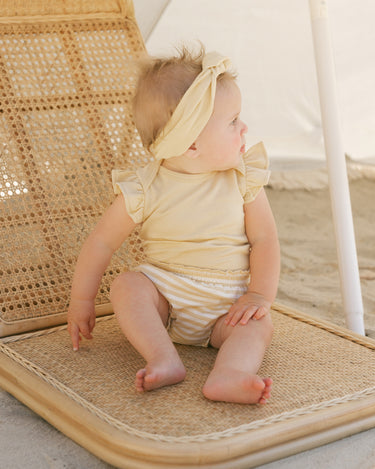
[142,0,375,167]
[133,0,170,40]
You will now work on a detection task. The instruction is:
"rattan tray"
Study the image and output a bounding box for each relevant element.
[1,304,375,468]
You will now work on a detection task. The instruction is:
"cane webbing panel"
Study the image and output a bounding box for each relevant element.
[1,304,375,468]
[0,2,149,335]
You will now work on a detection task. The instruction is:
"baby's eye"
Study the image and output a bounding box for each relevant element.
[231,117,238,125]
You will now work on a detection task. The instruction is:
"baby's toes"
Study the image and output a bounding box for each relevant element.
[135,368,147,392]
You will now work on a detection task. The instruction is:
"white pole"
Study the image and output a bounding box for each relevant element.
[308,0,365,334]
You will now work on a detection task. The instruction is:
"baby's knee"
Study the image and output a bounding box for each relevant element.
[110,271,162,307]
[110,271,143,302]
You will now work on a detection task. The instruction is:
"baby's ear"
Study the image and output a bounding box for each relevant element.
[185,142,199,159]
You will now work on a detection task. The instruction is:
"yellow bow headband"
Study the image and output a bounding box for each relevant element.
[150,52,232,160]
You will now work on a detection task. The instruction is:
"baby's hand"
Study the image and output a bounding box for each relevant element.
[225,291,271,326]
[67,298,96,351]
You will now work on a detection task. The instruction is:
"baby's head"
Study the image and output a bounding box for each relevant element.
[133,46,237,153]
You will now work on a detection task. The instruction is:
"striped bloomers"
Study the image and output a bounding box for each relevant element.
[135,263,249,347]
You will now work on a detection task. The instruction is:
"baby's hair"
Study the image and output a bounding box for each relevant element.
[133,45,237,151]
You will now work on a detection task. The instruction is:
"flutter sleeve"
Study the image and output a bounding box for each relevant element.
[112,169,144,224]
[240,141,271,204]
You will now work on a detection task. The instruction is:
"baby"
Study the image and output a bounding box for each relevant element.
[68,46,280,405]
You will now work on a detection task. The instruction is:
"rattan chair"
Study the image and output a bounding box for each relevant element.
[1,1,375,467]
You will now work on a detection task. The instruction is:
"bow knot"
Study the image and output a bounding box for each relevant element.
[150,52,232,160]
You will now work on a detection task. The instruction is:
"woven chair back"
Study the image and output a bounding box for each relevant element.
[0,0,149,336]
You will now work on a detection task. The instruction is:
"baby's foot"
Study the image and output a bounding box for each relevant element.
[135,361,186,392]
[202,369,272,404]
[258,377,272,404]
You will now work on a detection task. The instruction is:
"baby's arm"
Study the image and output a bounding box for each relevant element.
[67,194,137,350]
[226,188,280,326]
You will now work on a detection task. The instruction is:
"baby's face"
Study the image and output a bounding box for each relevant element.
[194,80,248,172]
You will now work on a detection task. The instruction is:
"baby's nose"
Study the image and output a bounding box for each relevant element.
[241,121,248,134]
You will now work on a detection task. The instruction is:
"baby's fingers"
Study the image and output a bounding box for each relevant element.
[239,305,259,324]
[88,314,96,333]
[252,305,268,320]
[79,322,94,340]
[68,322,81,351]
[226,302,251,325]
[68,321,93,351]
[225,305,253,326]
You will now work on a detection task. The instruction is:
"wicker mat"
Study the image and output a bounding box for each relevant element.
[1,304,375,468]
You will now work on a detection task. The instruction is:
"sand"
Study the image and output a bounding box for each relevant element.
[267,177,375,335]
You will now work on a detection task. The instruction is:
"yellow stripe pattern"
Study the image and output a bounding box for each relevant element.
[135,264,248,347]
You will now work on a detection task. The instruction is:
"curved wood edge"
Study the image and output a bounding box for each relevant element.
[2,346,375,468]
[272,302,375,349]
[0,303,114,339]
[0,0,135,24]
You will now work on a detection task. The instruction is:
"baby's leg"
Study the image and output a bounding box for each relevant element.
[110,272,186,392]
[203,313,273,404]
